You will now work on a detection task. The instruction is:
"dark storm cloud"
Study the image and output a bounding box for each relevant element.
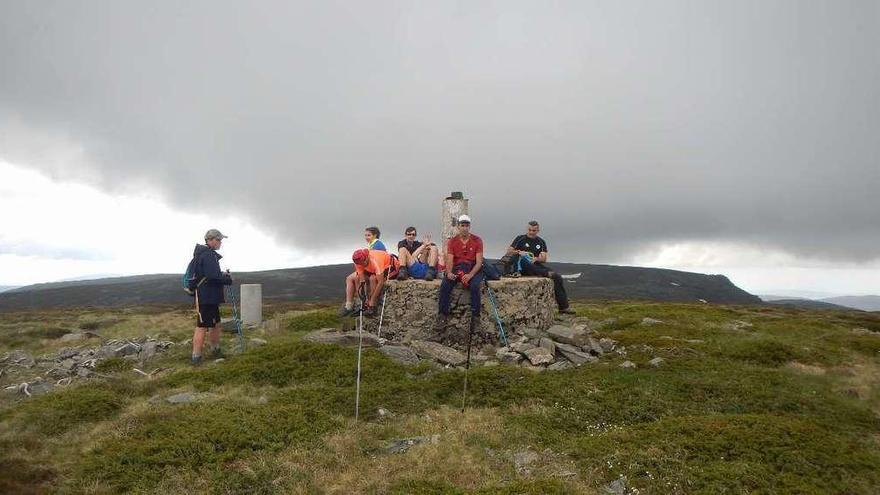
[1,1,878,263]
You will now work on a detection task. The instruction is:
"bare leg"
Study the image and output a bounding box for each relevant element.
[345,271,358,304]
[398,248,414,267]
[426,245,439,267]
[192,327,207,357]
[208,325,221,349]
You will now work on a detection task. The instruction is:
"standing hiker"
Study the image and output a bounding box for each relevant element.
[505,220,575,314]
[190,229,233,366]
[340,226,388,316]
[350,248,399,317]
[396,226,439,281]
[435,215,484,329]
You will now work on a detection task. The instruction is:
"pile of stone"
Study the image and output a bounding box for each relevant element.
[305,315,626,371]
[1,336,175,399]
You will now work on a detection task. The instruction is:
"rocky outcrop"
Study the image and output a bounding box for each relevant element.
[358,278,555,348]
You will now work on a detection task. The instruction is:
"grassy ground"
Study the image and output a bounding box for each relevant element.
[0,301,879,494]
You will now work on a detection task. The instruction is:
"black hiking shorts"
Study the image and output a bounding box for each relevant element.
[196,304,221,328]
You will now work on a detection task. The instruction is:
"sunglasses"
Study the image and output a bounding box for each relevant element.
[406,232,417,236]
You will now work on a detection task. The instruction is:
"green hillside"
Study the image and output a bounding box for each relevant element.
[1,301,879,494]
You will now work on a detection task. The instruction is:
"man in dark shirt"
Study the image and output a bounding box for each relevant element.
[396,226,439,281]
[191,229,234,366]
[435,215,484,329]
[506,221,574,314]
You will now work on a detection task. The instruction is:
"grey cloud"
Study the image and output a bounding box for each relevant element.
[1,1,878,264]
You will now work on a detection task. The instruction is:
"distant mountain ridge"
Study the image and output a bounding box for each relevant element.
[0,286,19,294]
[0,262,762,311]
[819,295,880,312]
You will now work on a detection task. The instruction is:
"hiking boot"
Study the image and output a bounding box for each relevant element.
[470,313,481,330]
[363,305,377,318]
[208,347,225,359]
[337,304,354,317]
[433,313,449,331]
[559,306,576,315]
[191,355,203,367]
[503,271,521,278]
[397,266,409,281]
[425,267,436,281]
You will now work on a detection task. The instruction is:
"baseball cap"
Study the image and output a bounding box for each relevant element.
[352,249,369,263]
[204,229,228,240]
[457,214,471,224]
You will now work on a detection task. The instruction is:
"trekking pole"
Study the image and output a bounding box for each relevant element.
[461,315,475,412]
[354,285,366,422]
[484,281,508,346]
[376,287,388,339]
[226,285,246,353]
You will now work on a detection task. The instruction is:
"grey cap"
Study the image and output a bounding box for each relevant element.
[204,229,228,241]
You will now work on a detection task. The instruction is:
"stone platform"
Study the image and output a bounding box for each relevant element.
[351,277,555,348]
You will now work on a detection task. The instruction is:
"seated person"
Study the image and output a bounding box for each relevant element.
[396,226,439,281]
[340,226,388,316]
[350,248,399,317]
[505,220,575,314]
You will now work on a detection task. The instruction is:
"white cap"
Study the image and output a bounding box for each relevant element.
[457,214,471,223]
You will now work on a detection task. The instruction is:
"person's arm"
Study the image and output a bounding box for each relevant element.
[506,245,518,256]
[444,248,455,279]
[536,251,548,263]
[202,255,227,285]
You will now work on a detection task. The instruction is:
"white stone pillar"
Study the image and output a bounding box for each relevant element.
[240,284,262,325]
[440,191,469,247]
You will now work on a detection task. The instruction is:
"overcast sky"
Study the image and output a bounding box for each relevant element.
[1,1,878,295]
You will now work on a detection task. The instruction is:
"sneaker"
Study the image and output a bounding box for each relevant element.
[397,266,409,281]
[425,267,436,281]
[191,355,203,367]
[337,304,354,317]
[559,306,576,315]
[432,313,449,331]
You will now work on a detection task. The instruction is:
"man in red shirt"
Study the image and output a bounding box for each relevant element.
[435,214,484,329]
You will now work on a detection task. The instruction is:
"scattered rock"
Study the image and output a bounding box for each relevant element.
[165,392,212,404]
[547,361,573,371]
[139,341,158,362]
[509,341,536,354]
[618,361,637,369]
[599,338,616,353]
[304,329,380,348]
[546,325,587,345]
[519,327,542,339]
[555,342,596,365]
[377,408,391,418]
[382,436,431,454]
[648,357,665,367]
[249,338,268,347]
[60,333,86,343]
[513,449,540,475]
[257,395,268,405]
[483,360,500,367]
[410,340,467,366]
[539,337,557,355]
[379,345,420,365]
[114,343,140,357]
[7,350,36,368]
[496,348,524,365]
[641,317,663,326]
[524,347,555,366]
[583,337,604,356]
[722,320,754,332]
[604,477,627,495]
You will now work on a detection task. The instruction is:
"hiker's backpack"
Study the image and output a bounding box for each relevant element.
[182,255,203,296]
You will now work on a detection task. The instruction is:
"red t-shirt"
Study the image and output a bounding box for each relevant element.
[447,234,483,266]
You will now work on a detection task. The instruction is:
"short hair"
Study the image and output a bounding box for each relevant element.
[365,226,380,238]
[528,220,539,227]
[405,226,417,234]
